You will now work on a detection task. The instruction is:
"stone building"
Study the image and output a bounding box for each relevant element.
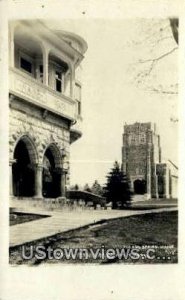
[122,122,178,199]
[9,20,87,199]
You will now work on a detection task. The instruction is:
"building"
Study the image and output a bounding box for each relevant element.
[9,20,87,199]
[122,122,178,199]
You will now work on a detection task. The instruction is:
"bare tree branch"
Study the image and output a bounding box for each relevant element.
[155,35,172,44]
[127,19,178,96]
[139,46,178,64]
[148,88,178,95]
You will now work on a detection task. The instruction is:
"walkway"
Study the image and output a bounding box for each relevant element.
[10,206,177,247]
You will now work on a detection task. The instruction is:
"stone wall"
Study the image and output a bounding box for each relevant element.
[9,98,70,164]
[122,122,161,199]
[9,96,72,198]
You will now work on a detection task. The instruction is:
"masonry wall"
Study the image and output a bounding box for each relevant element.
[10,99,69,150]
[122,122,161,198]
[9,98,71,188]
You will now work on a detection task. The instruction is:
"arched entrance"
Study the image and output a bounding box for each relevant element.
[12,137,37,197]
[134,179,146,194]
[42,145,61,198]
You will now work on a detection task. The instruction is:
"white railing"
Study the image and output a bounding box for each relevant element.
[9,67,76,121]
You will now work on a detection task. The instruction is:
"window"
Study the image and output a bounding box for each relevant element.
[75,83,81,101]
[36,64,44,83]
[140,134,146,143]
[130,135,135,143]
[39,65,43,80]
[20,57,32,74]
[19,50,34,76]
[55,70,62,92]
[75,83,81,115]
[77,101,81,115]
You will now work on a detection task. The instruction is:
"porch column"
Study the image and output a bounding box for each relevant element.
[163,174,170,199]
[9,159,16,196]
[151,175,159,198]
[9,24,15,67]
[60,170,67,197]
[70,66,75,99]
[43,48,49,86]
[130,179,134,193]
[34,164,43,199]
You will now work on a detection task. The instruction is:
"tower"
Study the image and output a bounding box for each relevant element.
[122,122,161,199]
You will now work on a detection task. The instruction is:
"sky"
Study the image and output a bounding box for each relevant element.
[49,19,178,187]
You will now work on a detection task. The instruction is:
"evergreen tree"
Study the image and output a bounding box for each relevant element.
[91,180,103,196]
[104,161,131,209]
[83,183,92,193]
[70,184,79,190]
[74,184,79,191]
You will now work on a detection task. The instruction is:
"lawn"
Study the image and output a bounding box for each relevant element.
[10,212,49,226]
[9,210,178,265]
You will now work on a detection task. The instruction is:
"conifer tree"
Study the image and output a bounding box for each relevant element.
[91,180,103,196]
[104,161,131,209]
[83,183,92,193]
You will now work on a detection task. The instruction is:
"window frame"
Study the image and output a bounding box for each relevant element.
[19,50,34,77]
[55,69,62,92]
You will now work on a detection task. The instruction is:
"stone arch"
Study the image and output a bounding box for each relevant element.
[134,179,146,195]
[43,143,62,168]
[12,135,38,197]
[42,143,62,198]
[14,22,45,56]
[13,134,39,164]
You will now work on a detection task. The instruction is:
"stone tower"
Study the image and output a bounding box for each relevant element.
[122,122,161,199]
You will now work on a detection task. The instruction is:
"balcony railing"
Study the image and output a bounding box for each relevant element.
[9,67,76,121]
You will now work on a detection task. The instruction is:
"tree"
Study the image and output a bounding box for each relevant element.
[127,18,178,96]
[104,161,131,209]
[74,184,79,191]
[91,180,103,196]
[70,184,79,190]
[83,183,92,193]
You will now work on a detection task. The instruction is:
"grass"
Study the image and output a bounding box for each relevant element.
[10,212,49,226]
[9,210,178,265]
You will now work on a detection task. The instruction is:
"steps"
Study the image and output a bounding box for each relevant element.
[132,194,148,202]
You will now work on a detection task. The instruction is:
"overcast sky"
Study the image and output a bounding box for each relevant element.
[49,18,178,187]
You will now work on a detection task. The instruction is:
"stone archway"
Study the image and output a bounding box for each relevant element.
[12,136,38,197]
[134,179,146,195]
[42,144,62,198]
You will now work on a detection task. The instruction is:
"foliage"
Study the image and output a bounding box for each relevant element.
[104,161,132,209]
[70,184,79,191]
[91,180,103,196]
[83,183,92,193]
[74,184,79,190]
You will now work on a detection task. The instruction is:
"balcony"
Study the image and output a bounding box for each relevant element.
[9,67,76,121]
